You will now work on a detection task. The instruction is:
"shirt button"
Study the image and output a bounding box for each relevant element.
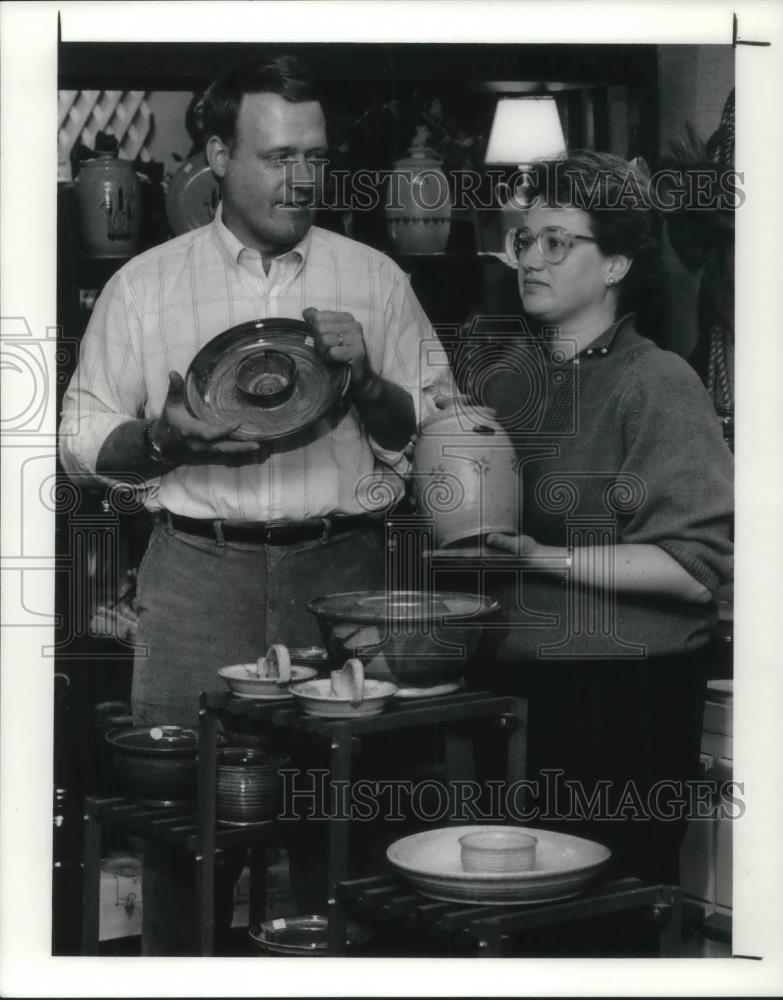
[600,347,608,354]
[586,349,594,356]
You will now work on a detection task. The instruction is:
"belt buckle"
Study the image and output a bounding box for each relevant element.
[319,517,333,543]
[264,526,275,543]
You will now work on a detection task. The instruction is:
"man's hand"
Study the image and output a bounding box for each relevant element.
[151,371,267,465]
[302,307,372,390]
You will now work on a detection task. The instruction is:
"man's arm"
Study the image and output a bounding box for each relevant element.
[302,307,416,451]
[96,372,264,481]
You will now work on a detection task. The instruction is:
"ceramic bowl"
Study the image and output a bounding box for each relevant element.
[459,829,538,873]
[289,677,398,718]
[218,662,318,700]
[234,349,297,407]
[105,725,199,806]
[216,748,289,825]
[308,591,498,696]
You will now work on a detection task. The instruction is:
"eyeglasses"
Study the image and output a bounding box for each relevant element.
[505,226,598,265]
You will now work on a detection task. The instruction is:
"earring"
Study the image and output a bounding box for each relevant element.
[607,276,616,286]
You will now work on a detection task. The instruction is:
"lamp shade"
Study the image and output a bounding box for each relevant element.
[484,96,566,165]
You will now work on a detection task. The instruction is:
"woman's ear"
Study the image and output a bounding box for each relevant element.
[606,254,631,287]
[205,135,229,179]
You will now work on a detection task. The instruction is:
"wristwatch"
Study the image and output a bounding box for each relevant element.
[143,420,169,465]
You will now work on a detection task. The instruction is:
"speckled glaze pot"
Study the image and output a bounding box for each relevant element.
[216,749,290,826]
[412,405,519,548]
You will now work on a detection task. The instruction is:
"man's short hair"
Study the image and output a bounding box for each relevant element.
[203,55,320,151]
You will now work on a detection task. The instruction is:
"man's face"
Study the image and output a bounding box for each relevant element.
[209,91,328,255]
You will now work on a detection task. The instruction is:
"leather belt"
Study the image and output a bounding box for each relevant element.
[165,511,380,546]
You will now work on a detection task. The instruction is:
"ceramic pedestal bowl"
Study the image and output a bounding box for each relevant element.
[105,725,199,807]
[307,591,499,697]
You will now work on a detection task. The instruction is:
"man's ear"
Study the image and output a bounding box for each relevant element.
[206,135,230,179]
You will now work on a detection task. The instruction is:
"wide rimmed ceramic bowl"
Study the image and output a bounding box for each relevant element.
[387,825,611,905]
[308,591,499,697]
[185,319,350,444]
[289,677,398,718]
[218,663,318,700]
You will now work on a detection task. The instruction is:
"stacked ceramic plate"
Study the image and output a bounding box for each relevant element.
[386,825,611,906]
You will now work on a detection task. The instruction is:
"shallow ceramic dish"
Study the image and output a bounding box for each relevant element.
[249,914,372,955]
[289,677,398,718]
[185,319,350,443]
[387,825,611,905]
[218,663,317,700]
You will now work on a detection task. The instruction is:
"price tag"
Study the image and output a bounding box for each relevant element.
[272,918,287,930]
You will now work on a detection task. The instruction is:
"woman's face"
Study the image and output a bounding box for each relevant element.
[516,203,614,327]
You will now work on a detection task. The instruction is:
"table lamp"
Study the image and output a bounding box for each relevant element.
[485,96,567,210]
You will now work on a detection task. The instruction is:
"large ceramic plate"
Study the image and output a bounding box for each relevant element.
[185,319,350,443]
[165,152,220,235]
[387,825,611,905]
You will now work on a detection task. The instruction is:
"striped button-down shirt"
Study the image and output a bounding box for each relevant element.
[60,205,446,519]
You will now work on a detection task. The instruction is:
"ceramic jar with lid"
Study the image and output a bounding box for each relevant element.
[385,147,452,254]
[75,131,142,258]
[411,404,519,548]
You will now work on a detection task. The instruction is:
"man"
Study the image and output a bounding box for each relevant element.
[60,56,442,727]
[59,55,443,949]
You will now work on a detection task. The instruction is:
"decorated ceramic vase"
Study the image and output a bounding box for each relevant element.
[411,405,519,548]
[76,134,142,258]
[385,148,452,254]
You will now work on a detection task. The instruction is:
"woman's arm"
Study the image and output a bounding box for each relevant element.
[486,533,713,604]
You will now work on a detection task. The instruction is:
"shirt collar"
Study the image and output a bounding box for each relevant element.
[579,312,635,357]
[211,201,313,271]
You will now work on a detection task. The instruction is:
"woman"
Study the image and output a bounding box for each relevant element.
[480,151,733,887]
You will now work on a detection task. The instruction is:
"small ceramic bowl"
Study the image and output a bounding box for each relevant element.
[289,677,398,718]
[459,829,538,873]
[234,350,297,407]
[218,663,317,700]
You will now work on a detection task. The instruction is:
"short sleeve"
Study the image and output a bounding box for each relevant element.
[616,352,733,594]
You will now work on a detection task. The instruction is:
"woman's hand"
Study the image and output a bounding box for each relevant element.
[486,532,541,556]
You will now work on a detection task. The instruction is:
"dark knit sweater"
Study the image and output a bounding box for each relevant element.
[484,314,734,660]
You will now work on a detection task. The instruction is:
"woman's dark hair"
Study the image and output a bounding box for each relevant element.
[526,149,663,336]
[203,55,320,151]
